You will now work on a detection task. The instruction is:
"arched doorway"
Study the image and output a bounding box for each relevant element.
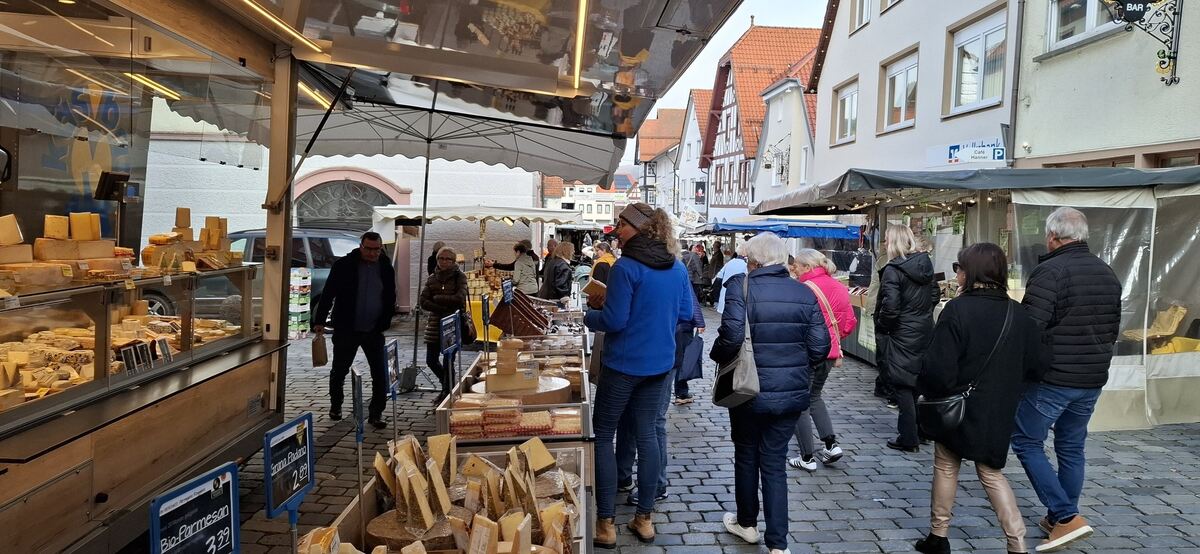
[295,179,395,229]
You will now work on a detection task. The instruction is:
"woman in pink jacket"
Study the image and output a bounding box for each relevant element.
[787,248,858,471]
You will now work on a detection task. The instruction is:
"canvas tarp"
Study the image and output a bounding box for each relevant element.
[371,204,584,237]
[752,167,1200,215]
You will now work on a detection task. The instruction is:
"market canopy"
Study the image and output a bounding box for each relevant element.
[700,219,860,240]
[371,204,584,237]
[752,167,1200,215]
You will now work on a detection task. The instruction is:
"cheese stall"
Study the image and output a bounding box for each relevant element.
[752,166,1200,432]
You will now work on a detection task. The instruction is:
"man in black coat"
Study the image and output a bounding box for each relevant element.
[1011,207,1122,552]
[313,232,397,429]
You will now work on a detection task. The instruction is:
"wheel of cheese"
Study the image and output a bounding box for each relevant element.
[469,376,571,405]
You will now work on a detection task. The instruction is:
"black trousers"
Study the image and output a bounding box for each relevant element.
[894,385,920,447]
[427,343,458,398]
[330,331,389,421]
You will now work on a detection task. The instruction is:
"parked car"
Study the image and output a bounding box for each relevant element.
[142,227,364,321]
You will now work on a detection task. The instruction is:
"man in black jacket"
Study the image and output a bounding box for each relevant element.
[1011,207,1121,552]
[313,232,397,429]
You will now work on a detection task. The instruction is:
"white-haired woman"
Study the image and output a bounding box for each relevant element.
[787,249,857,471]
[876,224,940,453]
[712,233,830,554]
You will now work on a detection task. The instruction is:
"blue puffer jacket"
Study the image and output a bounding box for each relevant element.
[710,265,830,415]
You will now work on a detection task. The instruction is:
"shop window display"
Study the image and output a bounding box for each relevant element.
[1012,204,1152,366]
[1147,197,1200,355]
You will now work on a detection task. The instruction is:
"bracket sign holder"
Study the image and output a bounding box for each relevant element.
[1103,0,1185,85]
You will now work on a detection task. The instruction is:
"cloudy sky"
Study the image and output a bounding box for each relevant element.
[620,0,827,164]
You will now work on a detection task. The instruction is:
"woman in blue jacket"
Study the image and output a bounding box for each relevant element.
[585,203,693,548]
[711,233,830,554]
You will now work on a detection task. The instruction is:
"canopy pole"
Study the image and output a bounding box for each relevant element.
[410,79,442,375]
[264,67,355,212]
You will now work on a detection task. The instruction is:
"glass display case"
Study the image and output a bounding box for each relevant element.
[0,266,260,432]
[436,343,592,445]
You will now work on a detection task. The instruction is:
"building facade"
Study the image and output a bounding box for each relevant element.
[701,26,821,222]
[634,109,685,212]
[1014,0,1199,168]
[674,89,712,218]
[810,0,1019,183]
[752,58,818,204]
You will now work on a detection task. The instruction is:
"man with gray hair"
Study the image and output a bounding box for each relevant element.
[1011,207,1121,552]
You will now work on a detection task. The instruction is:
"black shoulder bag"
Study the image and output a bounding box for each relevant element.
[917,300,1013,437]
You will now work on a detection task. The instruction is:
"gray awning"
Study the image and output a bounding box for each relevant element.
[752,167,1200,215]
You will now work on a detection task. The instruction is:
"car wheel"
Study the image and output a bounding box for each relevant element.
[143,292,176,317]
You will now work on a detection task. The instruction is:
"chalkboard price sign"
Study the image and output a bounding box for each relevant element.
[501,279,514,303]
[263,413,315,518]
[150,462,240,554]
[481,294,491,327]
[440,312,461,356]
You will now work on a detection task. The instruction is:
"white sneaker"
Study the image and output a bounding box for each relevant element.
[723,513,760,543]
[815,443,844,464]
[770,550,791,554]
[787,456,817,472]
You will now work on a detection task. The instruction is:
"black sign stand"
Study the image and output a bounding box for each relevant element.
[263,413,315,554]
[440,312,463,393]
[351,369,367,543]
[481,294,492,364]
[149,462,240,554]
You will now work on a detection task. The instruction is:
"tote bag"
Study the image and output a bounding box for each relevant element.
[713,275,760,408]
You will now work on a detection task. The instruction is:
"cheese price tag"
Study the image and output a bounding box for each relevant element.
[121,260,133,271]
[77,261,90,272]
[61,266,73,278]
[263,413,315,518]
[163,274,172,286]
[124,279,136,290]
[149,462,240,554]
[2,296,18,310]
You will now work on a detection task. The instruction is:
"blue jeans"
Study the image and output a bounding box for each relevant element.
[1011,383,1103,523]
[616,367,675,497]
[594,366,669,518]
[730,407,800,551]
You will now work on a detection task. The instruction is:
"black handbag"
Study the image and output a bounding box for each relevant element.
[917,301,1013,438]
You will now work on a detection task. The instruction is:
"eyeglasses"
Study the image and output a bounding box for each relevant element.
[437,256,456,261]
[952,262,963,273]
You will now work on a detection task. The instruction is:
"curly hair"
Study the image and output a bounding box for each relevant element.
[631,203,680,257]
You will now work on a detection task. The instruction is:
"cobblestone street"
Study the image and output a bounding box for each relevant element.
[238,310,1200,553]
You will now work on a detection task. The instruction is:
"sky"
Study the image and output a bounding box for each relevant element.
[620,0,827,165]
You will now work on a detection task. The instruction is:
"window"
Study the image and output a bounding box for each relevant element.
[835,82,859,143]
[686,142,692,160]
[1050,0,1118,48]
[604,204,612,214]
[249,237,266,263]
[329,238,358,257]
[882,0,902,10]
[309,238,338,268]
[1159,153,1199,168]
[290,237,308,268]
[799,146,810,184]
[884,53,918,129]
[586,204,593,213]
[952,12,1006,112]
[851,0,871,31]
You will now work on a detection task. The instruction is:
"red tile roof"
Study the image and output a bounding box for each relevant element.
[707,26,822,160]
[804,93,818,139]
[636,108,686,162]
[542,175,566,198]
[690,88,713,143]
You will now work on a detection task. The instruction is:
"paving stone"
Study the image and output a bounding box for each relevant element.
[235,309,1200,553]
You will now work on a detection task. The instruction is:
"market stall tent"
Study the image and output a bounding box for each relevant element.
[752,166,1200,431]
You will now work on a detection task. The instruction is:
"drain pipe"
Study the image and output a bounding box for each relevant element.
[1008,0,1026,168]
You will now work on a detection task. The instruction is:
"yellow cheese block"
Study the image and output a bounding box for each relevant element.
[171,227,194,242]
[175,207,191,229]
[89,213,101,239]
[0,244,32,265]
[0,214,22,246]
[518,437,556,476]
[69,213,94,241]
[33,238,116,260]
[0,389,21,411]
[44,215,70,240]
[468,514,499,554]
[426,459,452,516]
[498,511,526,543]
[461,453,497,479]
[0,262,73,287]
[427,433,456,482]
[486,367,540,392]
[400,542,427,554]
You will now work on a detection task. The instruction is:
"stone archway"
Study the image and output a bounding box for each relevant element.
[293,167,416,311]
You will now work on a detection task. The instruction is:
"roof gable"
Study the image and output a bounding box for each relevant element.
[636,108,686,162]
[700,26,821,164]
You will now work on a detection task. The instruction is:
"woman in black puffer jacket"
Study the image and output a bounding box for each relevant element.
[876,224,941,452]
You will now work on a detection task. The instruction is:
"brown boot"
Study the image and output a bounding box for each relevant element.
[594,517,616,549]
[627,513,655,543]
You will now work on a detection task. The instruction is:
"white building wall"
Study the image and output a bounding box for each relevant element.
[1015,2,1200,164]
[753,83,814,207]
[813,0,1018,183]
[676,98,708,218]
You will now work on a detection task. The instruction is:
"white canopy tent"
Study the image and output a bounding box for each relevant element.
[371,204,585,238]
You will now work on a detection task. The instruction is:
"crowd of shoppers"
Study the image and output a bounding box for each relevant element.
[311,205,1122,554]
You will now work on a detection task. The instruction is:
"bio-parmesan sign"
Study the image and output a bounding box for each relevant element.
[149,462,240,554]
